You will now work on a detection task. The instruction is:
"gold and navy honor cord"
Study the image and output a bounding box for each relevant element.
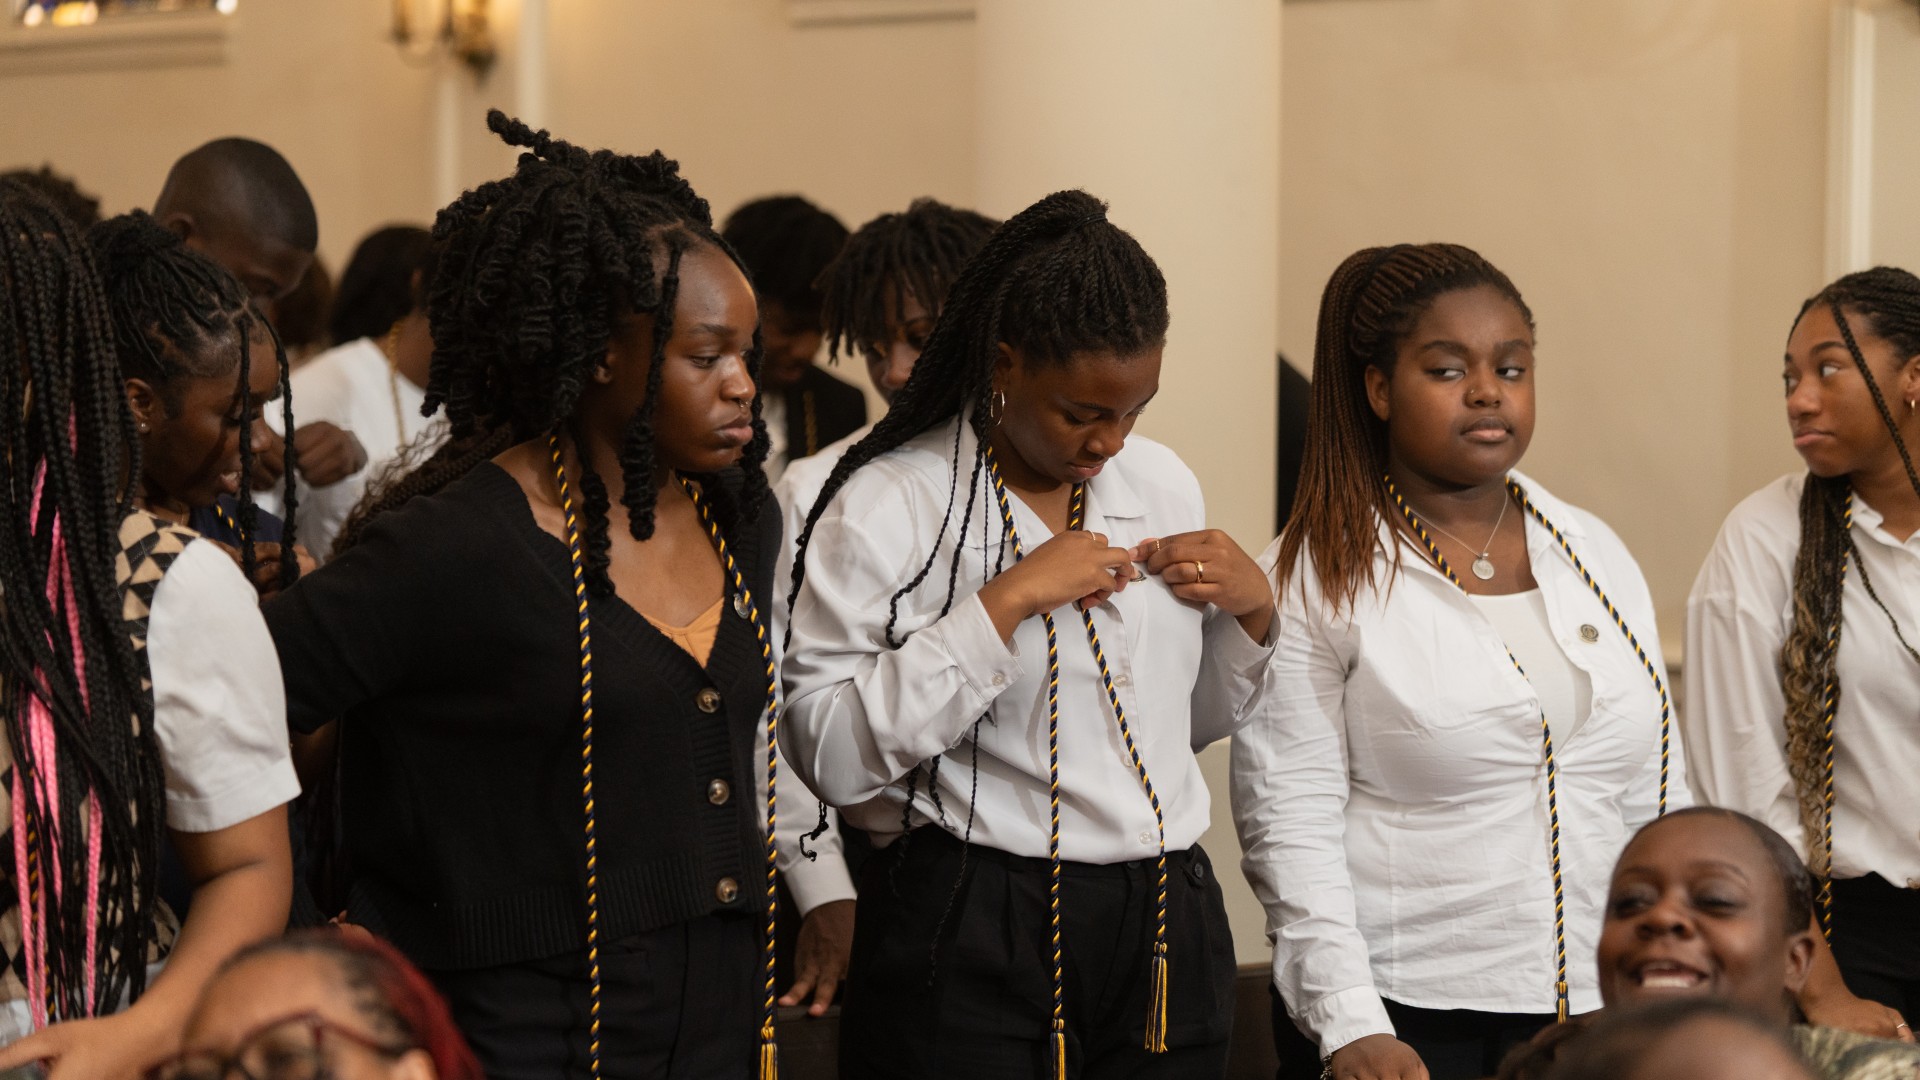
[1816,492,1854,939]
[1386,475,1672,1024]
[212,501,241,539]
[983,447,1171,1077]
[546,432,783,1080]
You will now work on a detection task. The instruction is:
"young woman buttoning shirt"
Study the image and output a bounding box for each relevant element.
[1233,243,1685,1080]
[782,189,1274,1080]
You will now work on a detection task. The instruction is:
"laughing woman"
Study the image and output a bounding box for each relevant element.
[1685,267,1920,1043]
[1232,244,1687,1080]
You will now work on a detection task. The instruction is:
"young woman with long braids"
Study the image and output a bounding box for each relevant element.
[264,113,784,1079]
[91,211,309,598]
[1685,267,1920,1044]
[781,189,1275,1079]
[1232,244,1687,1080]
[768,197,999,1018]
[0,181,295,1078]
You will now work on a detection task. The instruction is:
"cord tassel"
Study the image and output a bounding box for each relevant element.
[1145,941,1170,1052]
[1052,1020,1069,1080]
[759,1023,779,1080]
[1556,982,1569,1023]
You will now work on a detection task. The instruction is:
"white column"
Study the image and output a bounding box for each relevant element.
[974,0,1282,968]
[514,0,549,129]
[974,0,1282,550]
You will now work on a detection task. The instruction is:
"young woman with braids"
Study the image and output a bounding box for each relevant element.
[0,181,296,1078]
[92,211,311,599]
[1230,243,1687,1080]
[1685,267,1920,1044]
[767,197,999,1018]
[263,112,783,1079]
[781,189,1275,1078]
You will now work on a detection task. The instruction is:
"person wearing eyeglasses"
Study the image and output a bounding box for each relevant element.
[149,930,482,1080]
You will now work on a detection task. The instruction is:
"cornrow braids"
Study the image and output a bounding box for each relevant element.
[818,198,1000,369]
[786,189,1167,635]
[90,211,300,589]
[426,110,768,595]
[1777,267,1920,879]
[0,179,166,1017]
[1275,243,1535,614]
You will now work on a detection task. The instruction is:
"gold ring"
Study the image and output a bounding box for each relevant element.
[1194,560,1205,583]
[1151,538,1164,555]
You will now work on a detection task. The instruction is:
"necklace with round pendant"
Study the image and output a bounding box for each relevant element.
[1471,555,1496,580]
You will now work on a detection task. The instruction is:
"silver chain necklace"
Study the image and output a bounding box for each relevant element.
[1410,489,1509,580]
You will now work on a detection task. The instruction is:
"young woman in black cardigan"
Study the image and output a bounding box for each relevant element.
[263,112,783,1080]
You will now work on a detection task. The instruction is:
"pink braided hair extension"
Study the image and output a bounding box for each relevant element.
[14,432,109,1024]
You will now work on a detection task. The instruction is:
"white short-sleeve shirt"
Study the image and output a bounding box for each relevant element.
[147,539,301,832]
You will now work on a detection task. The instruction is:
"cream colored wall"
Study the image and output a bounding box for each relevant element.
[1279,0,1823,640]
[539,0,977,419]
[1870,2,1920,270]
[3,0,1862,985]
[2,2,442,274]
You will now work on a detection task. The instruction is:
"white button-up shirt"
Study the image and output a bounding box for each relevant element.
[765,424,873,917]
[1685,472,1920,886]
[780,415,1271,862]
[1231,472,1686,1056]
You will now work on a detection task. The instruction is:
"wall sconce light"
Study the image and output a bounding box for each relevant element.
[391,0,493,79]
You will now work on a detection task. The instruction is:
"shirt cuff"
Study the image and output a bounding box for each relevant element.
[944,593,1024,720]
[786,854,859,918]
[1297,985,1395,1059]
[1207,602,1277,674]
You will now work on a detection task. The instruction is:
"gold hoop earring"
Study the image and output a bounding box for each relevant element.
[989,389,1007,425]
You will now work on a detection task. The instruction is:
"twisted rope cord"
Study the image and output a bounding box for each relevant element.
[982,455,1069,1078]
[1506,481,1674,816]
[1385,475,1669,1022]
[1818,492,1852,938]
[546,433,606,1080]
[982,447,1174,1073]
[546,432,784,1078]
[683,475,784,1080]
[1064,484,1171,1053]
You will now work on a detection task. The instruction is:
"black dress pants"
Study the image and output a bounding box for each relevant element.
[838,827,1235,1080]
[1269,989,1556,1080]
[1830,874,1920,1018]
[429,913,760,1080]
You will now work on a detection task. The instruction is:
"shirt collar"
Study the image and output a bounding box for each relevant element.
[952,411,1150,545]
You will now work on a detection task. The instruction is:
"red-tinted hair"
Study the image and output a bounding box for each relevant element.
[218,929,483,1080]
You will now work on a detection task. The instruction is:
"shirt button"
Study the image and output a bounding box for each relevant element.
[991,673,1006,687]
[715,877,739,904]
[696,688,722,713]
[1138,830,1154,846]
[707,779,731,806]
[1579,624,1600,643]
[1115,674,1131,688]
